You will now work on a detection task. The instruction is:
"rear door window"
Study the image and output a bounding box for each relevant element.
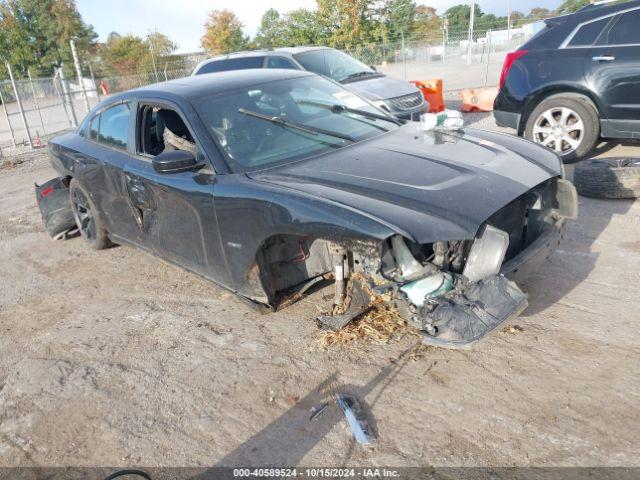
[605,10,640,45]
[266,56,298,69]
[97,103,131,150]
[197,56,265,74]
[568,17,610,47]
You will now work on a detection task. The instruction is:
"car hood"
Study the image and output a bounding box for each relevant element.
[248,124,561,244]
[340,74,420,101]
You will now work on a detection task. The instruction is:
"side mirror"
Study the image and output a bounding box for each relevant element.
[152,150,202,174]
[370,65,377,72]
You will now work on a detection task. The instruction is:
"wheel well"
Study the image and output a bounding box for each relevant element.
[250,233,382,305]
[519,88,599,135]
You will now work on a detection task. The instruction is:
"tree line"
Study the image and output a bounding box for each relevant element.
[202,0,589,55]
[0,0,590,79]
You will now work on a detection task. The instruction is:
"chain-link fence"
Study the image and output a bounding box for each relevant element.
[0,53,209,158]
[344,22,542,90]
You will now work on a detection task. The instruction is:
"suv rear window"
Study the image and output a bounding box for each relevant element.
[605,10,640,45]
[568,17,609,47]
[197,56,265,74]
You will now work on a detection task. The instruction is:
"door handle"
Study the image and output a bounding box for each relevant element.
[592,56,615,62]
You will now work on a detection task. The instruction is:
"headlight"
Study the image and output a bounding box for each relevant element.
[462,225,509,283]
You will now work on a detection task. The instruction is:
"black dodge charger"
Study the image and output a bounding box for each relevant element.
[41,69,578,348]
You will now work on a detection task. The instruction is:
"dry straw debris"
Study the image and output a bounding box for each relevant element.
[316,275,418,348]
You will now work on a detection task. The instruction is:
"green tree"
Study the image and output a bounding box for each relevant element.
[555,0,589,14]
[146,30,177,57]
[528,7,551,19]
[282,8,321,46]
[0,0,96,76]
[316,0,380,48]
[100,33,150,74]
[255,8,286,48]
[385,0,416,38]
[412,4,442,41]
[443,4,479,35]
[201,9,246,55]
[509,10,525,28]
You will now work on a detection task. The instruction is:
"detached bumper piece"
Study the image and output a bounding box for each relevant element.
[419,275,528,348]
[35,177,77,239]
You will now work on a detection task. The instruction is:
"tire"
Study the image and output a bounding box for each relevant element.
[69,178,113,249]
[524,95,600,164]
[573,158,640,199]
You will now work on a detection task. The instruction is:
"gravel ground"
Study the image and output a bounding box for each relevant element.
[1,112,639,471]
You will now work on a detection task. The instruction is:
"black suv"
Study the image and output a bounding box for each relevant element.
[494,0,640,162]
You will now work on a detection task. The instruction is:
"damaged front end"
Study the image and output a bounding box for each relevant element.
[316,177,577,348]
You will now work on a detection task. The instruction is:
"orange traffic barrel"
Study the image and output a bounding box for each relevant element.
[459,87,499,112]
[411,79,445,113]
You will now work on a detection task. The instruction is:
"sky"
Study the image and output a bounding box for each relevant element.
[76,0,561,53]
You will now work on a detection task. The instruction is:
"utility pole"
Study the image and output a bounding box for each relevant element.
[507,0,512,42]
[401,31,406,80]
[467,0,476,65]
[442,15,449,62]
[70,39,91,113]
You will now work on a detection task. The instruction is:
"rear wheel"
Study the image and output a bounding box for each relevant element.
[69,179,112,249]
[525,95,599,163]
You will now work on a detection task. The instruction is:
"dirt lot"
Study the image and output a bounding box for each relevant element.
[1,124,639,470]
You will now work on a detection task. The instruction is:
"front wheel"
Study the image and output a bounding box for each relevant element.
[524,96,600,163]
[69,179,113,250]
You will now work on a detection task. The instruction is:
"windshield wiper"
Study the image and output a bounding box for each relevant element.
[296,99,402,126]
[238,108,355,142]
[341,71,378,81]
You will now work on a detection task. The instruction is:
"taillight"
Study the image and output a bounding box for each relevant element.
[499,50,528,90]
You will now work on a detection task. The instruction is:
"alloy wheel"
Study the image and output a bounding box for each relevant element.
[532,107,584,156]
[71,188,97,242]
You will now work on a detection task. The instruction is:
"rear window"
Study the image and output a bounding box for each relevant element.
[266,56,298,69]
[568,17,609,47]
[197,56,265,74]
[605,10,640,45]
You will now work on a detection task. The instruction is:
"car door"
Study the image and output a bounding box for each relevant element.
[586,7,640,136]
[84,101,150,247]
[121,100,229,284]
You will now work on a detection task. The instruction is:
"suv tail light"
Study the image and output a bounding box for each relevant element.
[499,50,528,90]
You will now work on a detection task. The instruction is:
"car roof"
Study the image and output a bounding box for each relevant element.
[523,0,640,49]
[547,0,640,25]
[109,69,315,103]
[200,46,329,63]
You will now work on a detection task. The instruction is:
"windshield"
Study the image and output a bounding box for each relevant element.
[293,49,375,82]
[195,75,399,172]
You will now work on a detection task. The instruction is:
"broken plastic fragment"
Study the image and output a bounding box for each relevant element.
[420,109,464,131]
[422,275,528,347]
[399,271,454,307]
[463,224,509,283]
[335,393,374,445]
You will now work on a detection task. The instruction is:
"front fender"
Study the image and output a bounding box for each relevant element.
[212,174,401,299]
